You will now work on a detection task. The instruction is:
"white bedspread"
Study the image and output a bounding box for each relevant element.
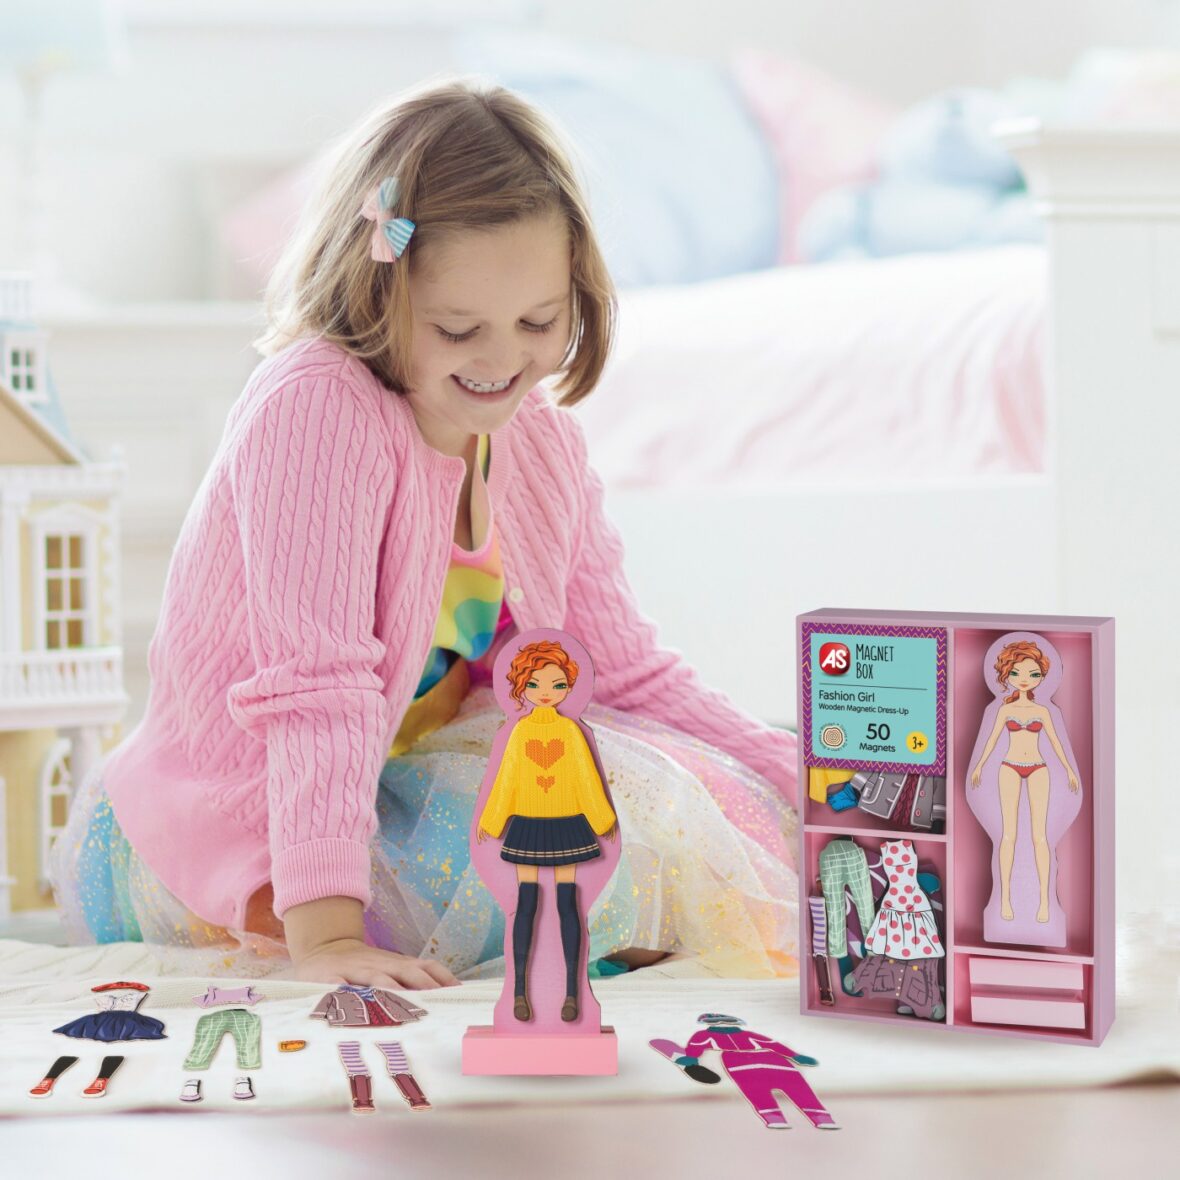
[3,915,1176,1116]
[576,246,1047,491]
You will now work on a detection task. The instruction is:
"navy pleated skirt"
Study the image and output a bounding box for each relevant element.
[499,814,602,866]
[53,1011,167,1042]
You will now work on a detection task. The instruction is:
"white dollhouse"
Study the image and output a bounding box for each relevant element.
[0,273,127,919]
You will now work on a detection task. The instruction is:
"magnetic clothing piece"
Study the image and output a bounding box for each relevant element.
[54,985,166,1043]
[192,985,262,1008]
[809,767,854,805]
[807,893,835,1005]
[864,839,944,959]
[854,771,909,820]
[849,955,943,1020]
[183,1008,262,1071]
[337,1041,368,1079]
[337,1041,375,1114]
[29,1056,78,1098]
[500,813,602,866]
[807,894,827,957]
[308,986,427,1028]
[478,706,616,837]
[375,1041,431,1111]
[856,772,946,830]
[682,1022,837,1131]
[818,838,874,958]
[826,782,859,811]
[908,774,946,830]
[82,1056,124,1098]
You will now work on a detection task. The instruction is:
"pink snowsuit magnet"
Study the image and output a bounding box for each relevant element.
[679,1014,838,1131]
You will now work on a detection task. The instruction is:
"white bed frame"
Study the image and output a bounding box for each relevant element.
[42,124,1180,912]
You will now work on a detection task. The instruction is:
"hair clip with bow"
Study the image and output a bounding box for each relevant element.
[361,176,416,261]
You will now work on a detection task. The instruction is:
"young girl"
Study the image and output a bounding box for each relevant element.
[50,79,799,988]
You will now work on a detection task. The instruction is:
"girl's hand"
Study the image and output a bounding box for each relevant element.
[1068,771,1079,793]
[292,937,459,990]
[476,826,491,843]
[605,823,618,843]
[970,765,982,788]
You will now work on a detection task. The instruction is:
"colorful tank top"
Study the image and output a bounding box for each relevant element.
[388,438,512,758]
[414,435,505,698]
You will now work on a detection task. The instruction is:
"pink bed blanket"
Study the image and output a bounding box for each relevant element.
[573,245,1047,491]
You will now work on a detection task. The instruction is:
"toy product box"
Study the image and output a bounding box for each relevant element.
[796,608,1114,1045]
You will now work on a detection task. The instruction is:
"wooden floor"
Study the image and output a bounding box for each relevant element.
[4,1083,1179,1178]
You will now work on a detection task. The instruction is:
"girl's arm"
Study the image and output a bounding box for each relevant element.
[284,895,456,987]
[226,373,391,923]
[558,412,798,807]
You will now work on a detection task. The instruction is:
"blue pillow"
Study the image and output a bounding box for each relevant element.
[453,31,779,287]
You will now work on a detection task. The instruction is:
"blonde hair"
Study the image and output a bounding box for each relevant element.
[257,77,616,406]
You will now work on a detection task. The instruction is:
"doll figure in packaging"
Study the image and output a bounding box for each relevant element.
[966,634,1083,946]
[476,634,618,1025]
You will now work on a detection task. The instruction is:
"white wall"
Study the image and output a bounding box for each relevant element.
[0,0,1177,301]
[544,0,1180,98]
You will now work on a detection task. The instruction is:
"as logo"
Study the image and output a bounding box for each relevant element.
[818,642,851,675]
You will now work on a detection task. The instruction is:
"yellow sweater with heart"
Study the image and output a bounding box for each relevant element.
[478,706,616,837]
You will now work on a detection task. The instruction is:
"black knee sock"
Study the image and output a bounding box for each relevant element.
[556,882,581,998]
[97,1056,124,1081]
[45,1056,78,1080]
[513,882,539,997]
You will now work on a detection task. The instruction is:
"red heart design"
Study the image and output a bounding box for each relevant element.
[525,739,564,769]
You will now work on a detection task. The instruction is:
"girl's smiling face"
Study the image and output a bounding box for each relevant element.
[406,211,572,457]
[523,663,572,708]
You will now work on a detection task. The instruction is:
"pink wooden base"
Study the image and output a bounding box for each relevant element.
[462,1026,618,1076]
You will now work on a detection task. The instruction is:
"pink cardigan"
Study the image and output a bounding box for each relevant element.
[104,338,798,928]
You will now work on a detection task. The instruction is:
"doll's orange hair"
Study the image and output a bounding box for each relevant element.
[507,641,579,706]
[995,640,1050,704]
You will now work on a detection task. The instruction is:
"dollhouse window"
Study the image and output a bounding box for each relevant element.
[30,507,100,654]
[43,532,90,649]
[4,334,45,405]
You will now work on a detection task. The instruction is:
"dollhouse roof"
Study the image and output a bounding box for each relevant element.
[0,377,84,466]
[0,305,84,464]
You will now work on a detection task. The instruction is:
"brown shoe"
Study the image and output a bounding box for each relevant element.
[561,995,579,1022]
[513,995,532,1021]
[349,1073,375,1114]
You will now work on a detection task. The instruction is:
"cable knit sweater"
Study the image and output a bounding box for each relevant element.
[102,337,797,929]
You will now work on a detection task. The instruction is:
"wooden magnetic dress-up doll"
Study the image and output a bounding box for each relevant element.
[967,634,1083,947]
[477,638,617,1022]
